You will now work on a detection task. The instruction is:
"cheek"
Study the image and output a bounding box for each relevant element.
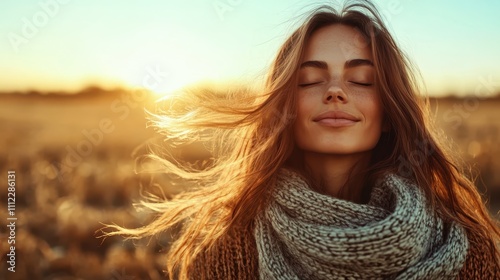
[293,93,313,143]
[295,93,312,123]
[359,93,383,122]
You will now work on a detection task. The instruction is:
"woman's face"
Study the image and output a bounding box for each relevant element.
[294,24,385,156]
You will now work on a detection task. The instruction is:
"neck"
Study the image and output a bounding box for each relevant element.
[301,151,372,203]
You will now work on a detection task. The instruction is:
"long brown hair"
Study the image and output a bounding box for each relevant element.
[105,1,500,278]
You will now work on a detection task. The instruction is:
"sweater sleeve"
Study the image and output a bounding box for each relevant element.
[458,230,500,279]
[190,227,259,280]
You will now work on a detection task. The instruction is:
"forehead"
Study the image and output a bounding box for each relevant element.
[302,24,372,62]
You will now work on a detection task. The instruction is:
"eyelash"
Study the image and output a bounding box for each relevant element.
[298,81,322,88]
[349,81,373,87]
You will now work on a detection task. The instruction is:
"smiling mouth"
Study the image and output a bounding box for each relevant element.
[316,118,358,127]
[313,111,360,127]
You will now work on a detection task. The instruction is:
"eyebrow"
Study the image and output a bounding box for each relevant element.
[299,59,373,70]
[346,59,373,68]
[299,60,328,70]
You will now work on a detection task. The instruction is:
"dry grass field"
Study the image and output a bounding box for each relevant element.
[0,87,499,279]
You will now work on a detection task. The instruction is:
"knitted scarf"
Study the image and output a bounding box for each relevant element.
[254,169,469,279]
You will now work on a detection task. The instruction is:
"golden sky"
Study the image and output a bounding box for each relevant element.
[1,0,499,96]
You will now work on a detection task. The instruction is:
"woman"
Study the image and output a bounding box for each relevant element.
[108,1,500,279]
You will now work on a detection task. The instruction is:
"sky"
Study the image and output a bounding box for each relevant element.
[1,0,499,96]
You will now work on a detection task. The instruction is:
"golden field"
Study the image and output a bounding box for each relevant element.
[0,87,499,279]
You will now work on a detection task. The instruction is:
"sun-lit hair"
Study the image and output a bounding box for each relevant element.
[105,1,499,278]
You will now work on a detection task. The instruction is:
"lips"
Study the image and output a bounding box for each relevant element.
[313,111,360,127]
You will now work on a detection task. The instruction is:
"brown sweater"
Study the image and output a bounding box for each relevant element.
[192,227,258,279]
[191,226,498,280]
[458,231,499,279]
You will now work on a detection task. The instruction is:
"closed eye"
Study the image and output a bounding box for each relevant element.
[298,81,323,88]
[349,81,373,86]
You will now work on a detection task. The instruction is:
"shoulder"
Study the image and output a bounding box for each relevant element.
[191,225,259,280]
[459,229,500,279]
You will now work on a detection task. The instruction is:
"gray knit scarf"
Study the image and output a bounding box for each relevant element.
[254,169,469,279]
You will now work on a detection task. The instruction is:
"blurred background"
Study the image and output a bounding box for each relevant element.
[1,0,499,279]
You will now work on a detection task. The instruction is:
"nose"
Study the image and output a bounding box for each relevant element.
[323,85,348,104]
